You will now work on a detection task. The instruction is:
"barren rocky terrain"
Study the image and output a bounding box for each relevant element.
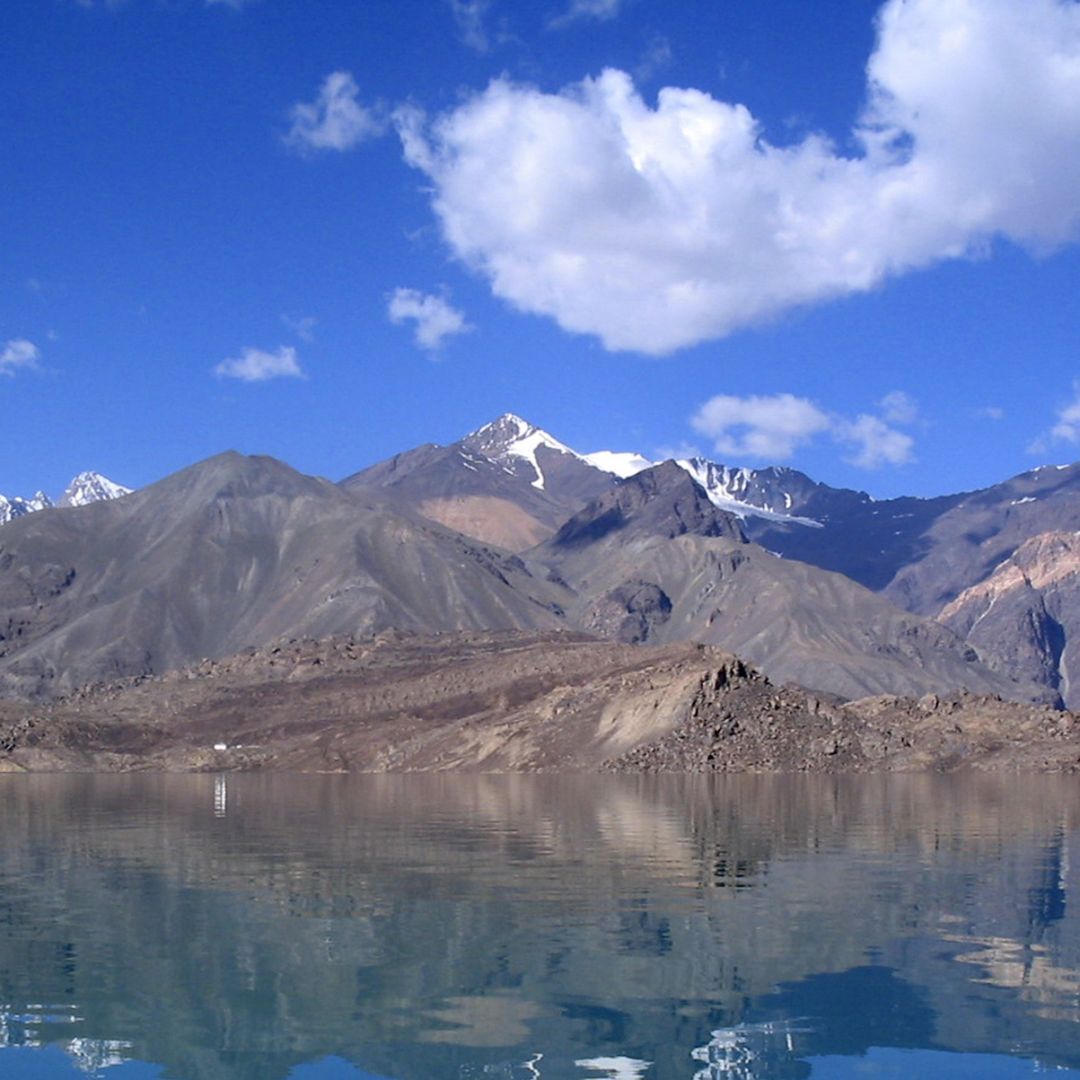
[1,630,1076,773]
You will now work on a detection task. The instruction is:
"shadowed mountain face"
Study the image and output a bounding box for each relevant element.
[0,452,567,700]
[530,465,1052,704]
[549,460,747,549]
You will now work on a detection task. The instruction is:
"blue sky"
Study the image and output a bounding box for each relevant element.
[3,0,1079,500]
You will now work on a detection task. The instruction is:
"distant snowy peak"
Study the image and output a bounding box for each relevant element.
[463,413,581,490]
[676,458,821,527]
[0,471,131,526]
[59,471,132,508]
[582,450,655,479]
[0,491,52,526]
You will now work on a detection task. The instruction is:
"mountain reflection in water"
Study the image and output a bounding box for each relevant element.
[0,774,1078,1079]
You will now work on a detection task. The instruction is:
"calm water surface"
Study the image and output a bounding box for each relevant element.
[0,774,1078,1079]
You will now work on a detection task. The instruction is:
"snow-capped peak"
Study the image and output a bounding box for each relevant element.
[0,490,53,525]
[1,471,131,527]
[464,414,580,490]
[59,471,132,508]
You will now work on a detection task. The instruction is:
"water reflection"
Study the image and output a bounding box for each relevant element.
[0,775,1078,1079]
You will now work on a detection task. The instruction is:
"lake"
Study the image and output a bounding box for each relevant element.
[0,774,1078,1079]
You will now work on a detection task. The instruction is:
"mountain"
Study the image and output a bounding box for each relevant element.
[528,464,1050,704]
[880,464,1080,613]
[937,531,1080,706]
[0,452,566,700]
[0,470,131,525]
[342,414,623,549]
[345,415,1080,703]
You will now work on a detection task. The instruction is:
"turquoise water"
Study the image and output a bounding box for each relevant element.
[0,774,1078,1079]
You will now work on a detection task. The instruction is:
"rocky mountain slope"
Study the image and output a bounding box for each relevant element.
[528,463,1049,704]
[0,452,566,700]
[0,448,1056,708]
[351,416,1080,705]
[1,630,1075,773]
[937,531,1080,704]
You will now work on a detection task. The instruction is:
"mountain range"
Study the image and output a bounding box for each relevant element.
[0,471,130,525]
[1,416,1077,708]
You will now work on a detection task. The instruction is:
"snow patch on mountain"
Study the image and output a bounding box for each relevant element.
[676,458,821,527]
[583,450,654,478]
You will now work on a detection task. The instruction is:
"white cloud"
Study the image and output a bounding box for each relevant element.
[212,345,304,382]
[284,72,382,154]
[691,391,914,468]
[388,288,472,351]
[975,404,1005,421]
[399,0,1080,354]
[0,339,39,377]
[691,394,832,461]
[879,390,919,425]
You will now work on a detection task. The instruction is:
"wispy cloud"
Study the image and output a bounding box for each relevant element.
[879,390,919,425]
[212,345,305,382]
[0,339,40,377]
[634,35,672,83]
[388,288,472,352]
[448,0,495,51]
[284,72,383,154]
[691,391,915,469]
[281,314,317,342]
[1029,381,1080,454]
[551,0,623,28]
[401,0,1080,354]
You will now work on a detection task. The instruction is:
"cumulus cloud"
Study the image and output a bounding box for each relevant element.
[0,339,40,377]
[399,0,1080,354]
[691,391,914,468]
[388,289,473,351]
[838,414,915,468]
[213,345,304,382]
[284,72,383,154]
[691,394,831,461]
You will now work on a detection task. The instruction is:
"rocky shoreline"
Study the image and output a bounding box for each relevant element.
[0,631,1077,773]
